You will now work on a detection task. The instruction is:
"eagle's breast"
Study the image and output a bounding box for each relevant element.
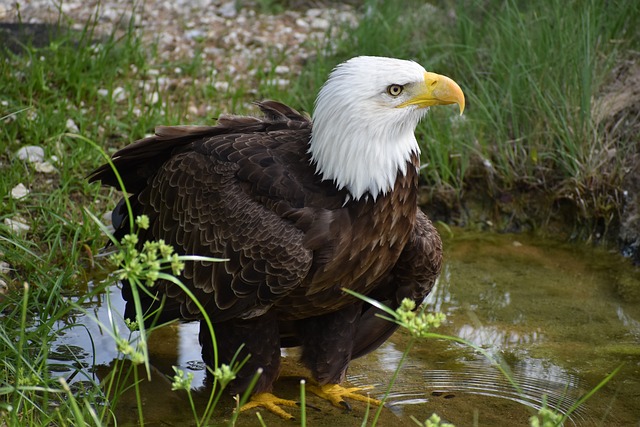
[276,154,420,319]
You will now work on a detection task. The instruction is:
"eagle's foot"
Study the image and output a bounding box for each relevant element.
[239,392,299,420]
[307,383,381,411]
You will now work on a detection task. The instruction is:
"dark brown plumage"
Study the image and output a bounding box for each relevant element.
[89,56,463,416]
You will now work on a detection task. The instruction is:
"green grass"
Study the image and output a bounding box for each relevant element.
[0,0,637,425]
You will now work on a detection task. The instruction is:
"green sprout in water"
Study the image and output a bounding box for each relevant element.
[171,366,195,392]
[412,413,456,427]
[115,336,145,365]
[529,404,564,427]
[212,363,237,389]
[395,298,447,338]
[124,318,139,332]
[109,215,186,287]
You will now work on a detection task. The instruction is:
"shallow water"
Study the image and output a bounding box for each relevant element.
[51,231,640,426]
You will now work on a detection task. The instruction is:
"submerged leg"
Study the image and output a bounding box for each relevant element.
[199,311,298,419]
[297,303,382,410]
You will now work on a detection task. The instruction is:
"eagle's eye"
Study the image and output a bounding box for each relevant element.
[386,84,404,97]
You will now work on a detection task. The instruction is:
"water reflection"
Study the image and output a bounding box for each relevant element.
[455,324,543,349]
[48,232,640,425]
[617,306,640,340]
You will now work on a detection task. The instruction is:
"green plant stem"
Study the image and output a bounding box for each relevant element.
[133,364,144,427]
[371,336,416,426]
[300,379,307,427]
[559,364,622,425]
[59,378,85,424]
[229,368,263,426]
[184,388,200,427]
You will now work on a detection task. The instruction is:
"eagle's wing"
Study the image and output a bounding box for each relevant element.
[90,102,321,323]
[351,209,442,358]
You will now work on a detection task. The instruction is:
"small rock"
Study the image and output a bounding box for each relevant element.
[310,18,330,31]
[306,8,323,18]
[185,29,205,40]
[4,218,30,235]
[147,91,160,105]
[15,146,45,163]
[101,211,112,226]
[219,1,237,18]
[213,81,230,92]
[10,183,29,200]
[274,65,290,74]
[0,261,11,274]
[34,161,57,174]
[266,78,290,88]
[112,87,127,103]
[66,118,79,133]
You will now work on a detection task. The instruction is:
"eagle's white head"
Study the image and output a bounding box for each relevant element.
[309,56,465,201]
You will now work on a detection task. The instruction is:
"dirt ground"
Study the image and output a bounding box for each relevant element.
[0,0,357,88]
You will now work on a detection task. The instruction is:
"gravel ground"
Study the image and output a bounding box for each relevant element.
[1,0,358,89]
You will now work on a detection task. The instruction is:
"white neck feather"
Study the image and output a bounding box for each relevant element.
[309,59,428,201]
[309,109,423,201]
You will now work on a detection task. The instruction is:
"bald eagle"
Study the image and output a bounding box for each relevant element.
[89,56,464,418]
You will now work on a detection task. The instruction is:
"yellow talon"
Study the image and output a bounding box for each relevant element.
[307,383,382,410]
[239,392,299,420]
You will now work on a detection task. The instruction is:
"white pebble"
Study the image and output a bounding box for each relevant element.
[219,1,237,18]
[15,146,45,163]
[185,29,204,40]
[266,78,289,88]
[213,81,229,92]
[4,218,30,235]
[10,183,29,200]
[310,18,330,31]
[306,8,323,18]
[34,161,57,174]
[147,91,160,105]
[112,87,127,103]
[66,118,79,133]
[0,261,10,274]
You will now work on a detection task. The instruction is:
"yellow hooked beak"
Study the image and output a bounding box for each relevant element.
[398,71,465,115]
